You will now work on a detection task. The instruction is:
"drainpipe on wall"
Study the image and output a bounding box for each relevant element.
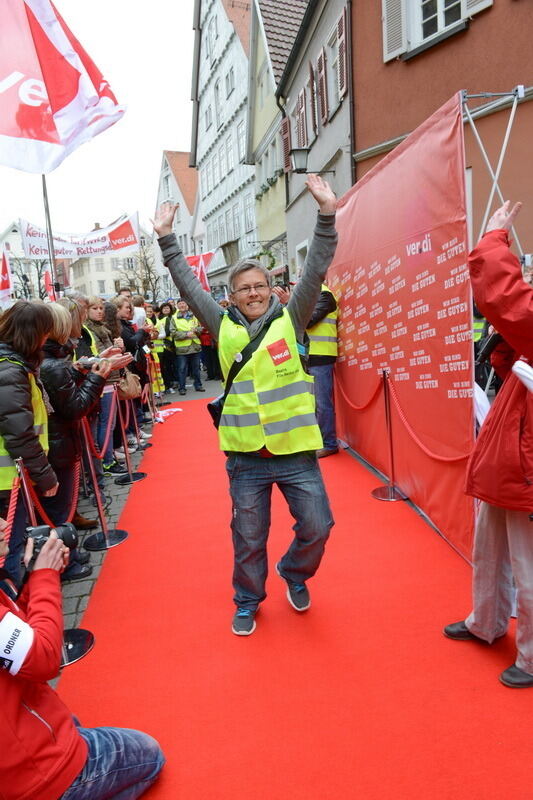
[347,0,356,185]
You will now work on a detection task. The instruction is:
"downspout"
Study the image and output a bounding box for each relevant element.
[347,0,356,185]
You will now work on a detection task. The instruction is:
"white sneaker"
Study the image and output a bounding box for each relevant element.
[126,438,138,448]
[115,446,136,460]
[138,430,152,440]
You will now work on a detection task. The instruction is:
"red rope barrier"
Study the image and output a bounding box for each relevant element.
[387,378,471,463]
[28,459,81,528]
[81,393,117,461]
[0,478,20,566]
[335,373,383,412]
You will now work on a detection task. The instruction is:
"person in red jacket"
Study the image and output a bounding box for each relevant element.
[444,200,533,688]
[0,524,165,800]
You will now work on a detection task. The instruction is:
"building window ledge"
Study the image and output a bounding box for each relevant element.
[401,20,468,62]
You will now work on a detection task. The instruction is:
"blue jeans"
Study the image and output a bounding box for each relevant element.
[225,451,334,610]
[60,725,165,800]
[308,363,337,449]
[97,392,116,464]
[41,463,76,526]
[1,493,28,588]
[176,352,202,391]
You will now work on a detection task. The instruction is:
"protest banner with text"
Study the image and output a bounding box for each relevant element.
[329,93,475,559]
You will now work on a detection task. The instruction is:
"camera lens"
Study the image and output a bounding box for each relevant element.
[52,523,78,549]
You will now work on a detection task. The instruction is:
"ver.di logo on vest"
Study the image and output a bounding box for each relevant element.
[267,339,291,366]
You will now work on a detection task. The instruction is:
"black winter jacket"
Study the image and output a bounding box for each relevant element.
[40,340,105,469]
[120,319,150,379]
[0,343,57,495]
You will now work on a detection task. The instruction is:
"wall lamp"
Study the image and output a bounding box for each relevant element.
[289,147,335,175]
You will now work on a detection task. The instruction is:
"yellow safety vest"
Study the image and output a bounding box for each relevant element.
[146,319,165,354]
[0,360,48,490]
[218,309,323,454]
[173,314,201,348]
[473,318,485,342]
[82,325,99,356]
[307,284,338,357]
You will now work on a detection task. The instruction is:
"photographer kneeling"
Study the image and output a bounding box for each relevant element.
[0,525,165,800]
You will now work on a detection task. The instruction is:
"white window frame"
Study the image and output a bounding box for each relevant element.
[225,67,235,98]
[382,0,493,62]
[237,120,246,163]
[226,134,235,172]
[243,192,254,233]
[214,79,223,129]
[409,0,462,48]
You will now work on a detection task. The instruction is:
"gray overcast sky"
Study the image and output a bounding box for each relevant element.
[0,0,195,235]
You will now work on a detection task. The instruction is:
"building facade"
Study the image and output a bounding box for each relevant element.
[353,0,533,251]
[245,0,308,280]
[154,150,198,299]
[276,0,354,276]
[190,0,258,289]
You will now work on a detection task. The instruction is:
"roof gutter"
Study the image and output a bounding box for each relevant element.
[189,0,202,167]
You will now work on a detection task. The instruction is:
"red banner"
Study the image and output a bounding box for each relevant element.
[0,0,124,174]
[329,94,475,558]
[186,252,214,292]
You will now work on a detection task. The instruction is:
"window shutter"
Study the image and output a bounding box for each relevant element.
[309,62,318,136]
[281,116,292,173]
[464,0,493,15]
[297,89,308,147]
[381,0,406,62]
[317,48,329,125]
[302,88,308,146]
[337,7,348,99]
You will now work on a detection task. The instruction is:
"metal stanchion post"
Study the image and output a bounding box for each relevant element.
[130,397,152,451]
[14,459,95,666]
[80,420,129,551]
[371,370,405,502]
[114,389,147,486]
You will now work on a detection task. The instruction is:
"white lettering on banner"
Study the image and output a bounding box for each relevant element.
[389,277,406,295]
[368,261,382,279]
[0,71,48,107]
[405,233,432,256]
[385,255,401,275]
[20,213,140,259]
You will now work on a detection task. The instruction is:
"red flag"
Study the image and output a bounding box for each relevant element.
[43,268,55,301]
[0,248,13,303]
[0,0,125,174]
[186,252,214,292]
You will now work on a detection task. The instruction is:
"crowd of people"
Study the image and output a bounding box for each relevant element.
[0,289,172,799]
[0,177,532,798]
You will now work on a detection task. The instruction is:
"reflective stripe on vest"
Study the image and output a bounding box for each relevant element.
[0,363,48,490]
[473,319,485,342]
[173,314,200,347]
[306,285,338,357]
[82,325,99,356]
[218,310,323,454]
[147,320,165,353]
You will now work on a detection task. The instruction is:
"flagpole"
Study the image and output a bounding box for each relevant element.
[41,174,58,290]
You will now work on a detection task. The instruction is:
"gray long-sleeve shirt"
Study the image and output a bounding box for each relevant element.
[157,212,338,342]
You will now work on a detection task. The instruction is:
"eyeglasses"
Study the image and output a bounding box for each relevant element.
[232,283,270,296]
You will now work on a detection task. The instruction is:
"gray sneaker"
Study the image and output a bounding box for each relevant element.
[276,563,311,611]
[232,608,256,636]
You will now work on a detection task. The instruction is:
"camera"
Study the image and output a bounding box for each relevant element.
[77,356,102,369]
[25,524,78,569]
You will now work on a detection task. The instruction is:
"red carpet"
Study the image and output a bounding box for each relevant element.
[58,399,533,799]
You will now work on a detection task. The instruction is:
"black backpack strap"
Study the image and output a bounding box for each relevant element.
[220,323,272,405]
